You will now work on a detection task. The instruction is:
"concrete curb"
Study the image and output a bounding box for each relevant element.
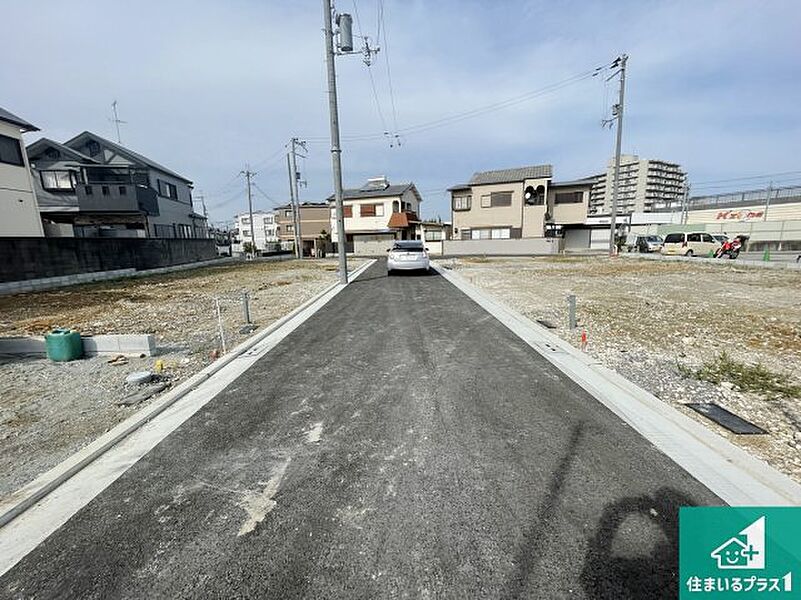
[433,261,801,506]
[619,252,801,270]
[0,259,375,531]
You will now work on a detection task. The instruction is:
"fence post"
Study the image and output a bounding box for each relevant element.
[214,297,227,354]
[567,294,577,330]
[242,291,251,325]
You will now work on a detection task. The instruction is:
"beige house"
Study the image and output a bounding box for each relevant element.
[449,165,593,243]
[0,107,44,237]
[328,176,423,255]
[276,202,331,256]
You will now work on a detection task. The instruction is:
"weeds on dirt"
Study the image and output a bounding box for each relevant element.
[681,351,801,400]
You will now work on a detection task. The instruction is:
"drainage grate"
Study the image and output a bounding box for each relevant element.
[685,403,767,435]
[536,319,557,329]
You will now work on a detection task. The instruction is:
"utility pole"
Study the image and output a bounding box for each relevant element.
[607,54,628,255]
[681,182,690,225]
[286,153,301,258]
[288,137,307,259]
[240,166,256,257]
[763,181,773,221]
[323,0,349,283]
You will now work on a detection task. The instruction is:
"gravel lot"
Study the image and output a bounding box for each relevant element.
[0,258,362,500]
[450,256,801,483]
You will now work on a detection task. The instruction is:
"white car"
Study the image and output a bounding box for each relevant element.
[387,241,430,274]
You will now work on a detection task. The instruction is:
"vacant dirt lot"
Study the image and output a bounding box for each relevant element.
[0,258,362,499]
[451,256,801,482]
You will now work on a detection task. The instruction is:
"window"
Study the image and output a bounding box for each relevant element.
[40,170,76,191]
[688,233,702,242]
[491,228,511,239]
[87,140,101,157]
[286,224,294,233]
[480,195,491,208]
[702,233,715,243]
[242,217,251,224]
[157,179,178,200]
[284,210,292,218]
[471,229,491,240]
[0,134,24,167]
[360,203,384,217]
[242,228,251,237]
[425,230,443,241]
[490,192,512,207]
[119,186,127,195]
[555,192,584,204]
[84,185,93,195]
[101,185,110,196]
[343,205,353,218]
[452,195,471,211]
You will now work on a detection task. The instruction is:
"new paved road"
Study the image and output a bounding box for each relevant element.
[1,261,720,599]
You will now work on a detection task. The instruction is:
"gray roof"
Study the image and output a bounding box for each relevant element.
[468,164,552,185]
[0,107,38,132]
[327,182,420,202]
[550,176,597,188]
[26,137,98,163]
[64,131,192,184]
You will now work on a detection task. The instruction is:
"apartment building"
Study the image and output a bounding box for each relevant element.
[449,165,593,244]
[588,155,686,215]
[0,107,44,237]
[328,176,423,255]
[232,210,278,254]
[275,202,330,256]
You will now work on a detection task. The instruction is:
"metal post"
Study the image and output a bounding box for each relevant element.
[323,0,348,284]
[567,294,577,330]
[290,138,304,258]
[763,181,773,221]
[681,182,690,225]
[242,291,251,324]
[609,54,627,255]
[214,297,227,355]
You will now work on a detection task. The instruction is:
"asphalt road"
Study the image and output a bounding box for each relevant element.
[1,260,720,599]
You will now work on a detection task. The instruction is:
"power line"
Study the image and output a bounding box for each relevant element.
[352,0,390,138]
[303,61,607,143]
[252,182,285,208]
[691,169,801,187]
[378,0,399,133]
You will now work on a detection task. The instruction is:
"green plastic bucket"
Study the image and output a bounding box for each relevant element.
[45,328,83,362]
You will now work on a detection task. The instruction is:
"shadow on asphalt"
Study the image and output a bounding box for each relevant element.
[502,422,587,599]
[579,487,694,599]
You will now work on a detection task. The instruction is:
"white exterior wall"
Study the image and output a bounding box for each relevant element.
[0,120,43,237]
[235,211,278,252]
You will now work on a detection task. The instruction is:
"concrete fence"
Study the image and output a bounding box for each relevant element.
[442,238,561,256]
[0,237,217,284]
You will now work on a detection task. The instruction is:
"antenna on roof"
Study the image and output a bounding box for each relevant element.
[109,100,127,145]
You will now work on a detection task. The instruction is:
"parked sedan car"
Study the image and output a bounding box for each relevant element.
[661,232,721,257]
[387,241,430,274]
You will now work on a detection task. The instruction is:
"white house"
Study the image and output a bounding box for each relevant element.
[328,176,423,255]
[232,210,279,254]
[0,107,44,237]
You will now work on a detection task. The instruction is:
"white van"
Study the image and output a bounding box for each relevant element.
[662,232,720,257]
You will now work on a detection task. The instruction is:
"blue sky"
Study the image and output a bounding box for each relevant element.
[3,0,800,222]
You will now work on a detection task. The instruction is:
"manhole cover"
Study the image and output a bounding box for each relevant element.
[685,402,767,435]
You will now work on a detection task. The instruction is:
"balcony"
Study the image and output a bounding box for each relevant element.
[77,183,159,215]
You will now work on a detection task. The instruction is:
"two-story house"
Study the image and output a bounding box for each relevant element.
[26,131,207,239]
[328,176,423,255]
[275,202,330,256]
[0,107,44,237]
[448,165,593,248]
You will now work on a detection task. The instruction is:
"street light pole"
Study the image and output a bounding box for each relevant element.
[323,0,348,284]
[608,54,627,255]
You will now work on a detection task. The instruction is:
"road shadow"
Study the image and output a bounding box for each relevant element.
[579,487,696,599]
[501,422,586,599]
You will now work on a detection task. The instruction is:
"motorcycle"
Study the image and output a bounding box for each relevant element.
[715,235,748,259]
